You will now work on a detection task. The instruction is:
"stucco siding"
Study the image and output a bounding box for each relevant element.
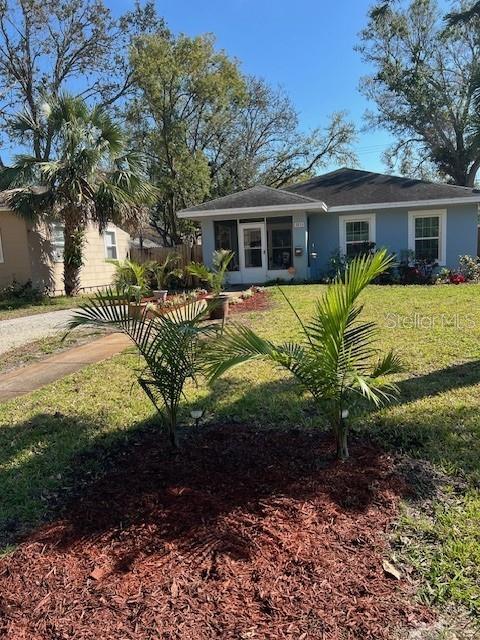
[0,211,32,287]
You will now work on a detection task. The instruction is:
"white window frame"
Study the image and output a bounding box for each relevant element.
[104,228,118,260]
[339,213,376,257]
[0,230,4,263]
[50,222,65,263]
[408,209,446,266]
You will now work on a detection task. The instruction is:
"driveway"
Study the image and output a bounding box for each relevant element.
[0,308,80,355]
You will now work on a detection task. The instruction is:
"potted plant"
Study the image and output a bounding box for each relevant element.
[150,253,180,301]
[187,249,234,319]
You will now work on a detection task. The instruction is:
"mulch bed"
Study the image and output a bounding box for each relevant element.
[0,425,432,639]
[230,290,272,314]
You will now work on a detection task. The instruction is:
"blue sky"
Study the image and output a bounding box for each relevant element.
[109,0,395,174]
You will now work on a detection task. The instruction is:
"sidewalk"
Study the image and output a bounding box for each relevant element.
[0,333,130,402]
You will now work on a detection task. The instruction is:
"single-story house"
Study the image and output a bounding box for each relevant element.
[0,200,130,294]
[178,167,480,284]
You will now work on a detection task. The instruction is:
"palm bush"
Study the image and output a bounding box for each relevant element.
[68,289,217,446]
[150,253,181,290]
[206,250,402,460]
[111,259,153,296]
[188,249,234,296]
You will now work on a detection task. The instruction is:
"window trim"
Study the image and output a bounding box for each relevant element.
[0,230,4,263]
[408,209,446,266]
[339,213,376,257]
[104,228,118,260]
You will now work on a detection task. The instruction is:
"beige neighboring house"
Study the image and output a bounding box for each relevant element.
[0,203,130,295]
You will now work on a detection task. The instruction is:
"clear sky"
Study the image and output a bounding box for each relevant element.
[109,0,395,174]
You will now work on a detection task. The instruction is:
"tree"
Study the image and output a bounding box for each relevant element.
[68,293,217,447]
[129,33,357,245]
[0,0,167,162]
[0,95,157,295]
[205,250,402,460]
[357,0,480,186]
[129,32,246,246]
[210,78,357,194]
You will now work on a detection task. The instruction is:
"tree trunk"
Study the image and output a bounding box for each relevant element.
[335,417,349,461]
[167,407,179,448]
[63,212,85,297]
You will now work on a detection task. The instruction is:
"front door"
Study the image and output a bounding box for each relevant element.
[238,222,267,283]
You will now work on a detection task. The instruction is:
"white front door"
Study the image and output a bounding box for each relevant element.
[238,222,267,283]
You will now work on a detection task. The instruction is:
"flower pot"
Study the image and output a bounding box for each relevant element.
[209,293,230,320]
[128,302,148,319]
[153,290,168,302]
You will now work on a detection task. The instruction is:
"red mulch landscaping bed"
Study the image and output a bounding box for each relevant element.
[0,425,431,639]
[230,290,272,314]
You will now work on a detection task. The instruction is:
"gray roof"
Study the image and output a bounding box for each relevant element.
[285,167,480,207]
[178,168,480,217]
[180,185,319,213]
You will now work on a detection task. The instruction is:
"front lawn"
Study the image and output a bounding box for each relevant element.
[0,284,479,633]
[0,294,84,321]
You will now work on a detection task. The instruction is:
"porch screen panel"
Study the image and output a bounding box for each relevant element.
[214,220,239,270]
[267,216,292,270]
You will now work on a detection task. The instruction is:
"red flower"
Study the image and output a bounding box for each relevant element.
[449,273,466,284]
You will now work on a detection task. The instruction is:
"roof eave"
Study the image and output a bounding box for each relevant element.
[178,201,328,220]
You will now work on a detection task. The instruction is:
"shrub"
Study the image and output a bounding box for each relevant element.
[0,279,46,303]
[458,255,480,282]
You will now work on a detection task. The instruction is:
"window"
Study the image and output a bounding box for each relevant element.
[408,210,446,265]
[339,214,376,257]
[104,230,117,260]
[0,230,4,263]
[214,220,239,270]
[51,223,65,262]
[267,216,292,270]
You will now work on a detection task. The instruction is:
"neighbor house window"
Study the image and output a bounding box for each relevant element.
[214,220,239,270]
[51,223,65,262]
[104,230,118,259]
[0,230,4,263]
[267,216,292,270]
[339,214,376,258]
[408,210,446,265]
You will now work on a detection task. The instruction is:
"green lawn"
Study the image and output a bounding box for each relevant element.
[0,294,83,321]
[0,284,479,620]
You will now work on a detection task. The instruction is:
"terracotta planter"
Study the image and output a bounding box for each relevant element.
[209,293,230,320]
[128,302,148,319]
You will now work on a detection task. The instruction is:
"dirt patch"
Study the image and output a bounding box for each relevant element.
[0,425,431,639]
[230,290,272,314]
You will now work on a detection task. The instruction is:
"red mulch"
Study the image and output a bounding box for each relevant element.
[230,290,272,314]
[0,426,431,639]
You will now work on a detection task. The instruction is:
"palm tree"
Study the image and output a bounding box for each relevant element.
[0,95,157,295]
[205,250,402,460]
[68,289,217,447]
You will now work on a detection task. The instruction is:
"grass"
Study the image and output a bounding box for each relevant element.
[0,328,105,374]
[0,294,84,320]
[0,283,479,620]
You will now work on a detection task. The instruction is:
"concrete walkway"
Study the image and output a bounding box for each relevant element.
[0,308,80,355]
[0,333,130,402]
